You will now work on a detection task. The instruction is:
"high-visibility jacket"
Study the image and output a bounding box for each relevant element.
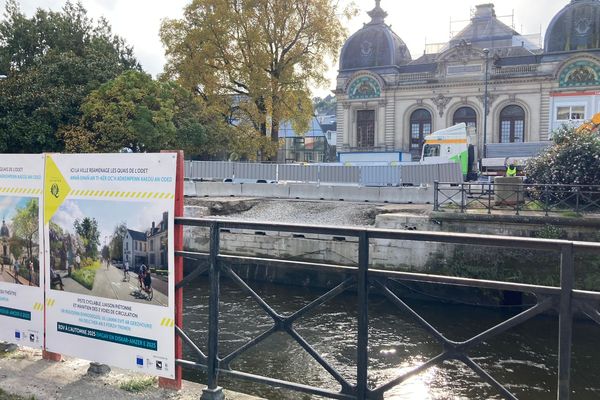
[506,165,517,177]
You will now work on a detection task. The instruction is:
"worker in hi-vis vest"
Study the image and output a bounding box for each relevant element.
[506,163,517,177]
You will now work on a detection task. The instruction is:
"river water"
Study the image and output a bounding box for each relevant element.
[181,277,600,399]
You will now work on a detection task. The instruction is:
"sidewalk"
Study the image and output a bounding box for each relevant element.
[0,346,263,400]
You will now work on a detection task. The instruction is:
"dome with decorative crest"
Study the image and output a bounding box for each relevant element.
[339,0,411,72]
[545,0,600,52]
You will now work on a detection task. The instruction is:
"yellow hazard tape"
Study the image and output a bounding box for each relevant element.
[33,302,44,311]
[68,190,174,199]
[160,318,175,327]
[0,187,42,194]
[46,299,56,307]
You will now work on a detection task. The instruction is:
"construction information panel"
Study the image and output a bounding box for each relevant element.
[0,155,44,349]
[43,153,176,378]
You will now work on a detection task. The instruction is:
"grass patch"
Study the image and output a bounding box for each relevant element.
[71,259,101,290]
[0,388,35,400]
[119,377,156,393]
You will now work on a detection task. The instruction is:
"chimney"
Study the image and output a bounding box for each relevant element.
[474,4,495,19]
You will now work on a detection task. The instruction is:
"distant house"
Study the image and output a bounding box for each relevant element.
[122,212,169,272]
[147,212,168,269]
[123,229,147,271]
[278,117,335,163]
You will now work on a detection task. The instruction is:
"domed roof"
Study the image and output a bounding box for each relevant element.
[545,0,600,53]
[0,220,9,237]
[339,1,411,71]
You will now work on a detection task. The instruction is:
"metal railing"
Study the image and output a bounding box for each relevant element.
[174,217,600,400]
[185,161,463,186]
[434,181,600,215]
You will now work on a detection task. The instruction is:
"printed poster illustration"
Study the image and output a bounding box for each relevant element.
[0,155,44,349]
[43,154,176,378]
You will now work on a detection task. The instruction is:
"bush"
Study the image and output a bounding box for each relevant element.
[71,259,101,290]
[526,125,600,186]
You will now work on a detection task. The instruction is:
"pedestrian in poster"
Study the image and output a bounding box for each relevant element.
[13,260,20,284]
[28,260,34,286]
[75,253,81,270]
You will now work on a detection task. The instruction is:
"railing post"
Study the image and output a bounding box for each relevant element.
[433,181,439,211]
[460,183,465,213]
[357,231,370,399]
[488,182,492,215]
[544,185,550,217]
[575,187,580,214]
[159,150,184,390]
[201,222,224,400]
[557,243,574,400]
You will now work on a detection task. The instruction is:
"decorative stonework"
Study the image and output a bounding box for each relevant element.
[476,93,498,109]
[431,94,452,117]
[559,60,600,87]
[439,40,482,64]
[348,76,382,99]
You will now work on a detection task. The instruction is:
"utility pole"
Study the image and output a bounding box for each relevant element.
[483,48,490,159]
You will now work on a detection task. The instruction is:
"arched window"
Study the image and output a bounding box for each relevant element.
[409,109,432,155]
[356,110,375,148]
[453,107,477,128]
[499,105,525,143]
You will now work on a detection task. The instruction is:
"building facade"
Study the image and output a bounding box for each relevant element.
[122,213,169,271]
[336,0,600,159]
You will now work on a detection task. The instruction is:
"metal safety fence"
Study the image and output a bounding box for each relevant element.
[184,161,463,186]
[173,217,600,400]
[434,182,600,215]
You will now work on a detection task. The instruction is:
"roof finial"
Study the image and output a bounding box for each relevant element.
[368,0,387,24]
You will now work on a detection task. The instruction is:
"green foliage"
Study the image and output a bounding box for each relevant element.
[119,377,156,393]
[109,223,127,261]
[74,217,100,259]
[0,0,139,153]
[313,95,336,115]
[10,198,38,262]
[533,225,567,240]
[0,388,36,400]
[71,259,100,290]
[526,125,600,186]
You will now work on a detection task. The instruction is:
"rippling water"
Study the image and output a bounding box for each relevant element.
[181,277,600,399]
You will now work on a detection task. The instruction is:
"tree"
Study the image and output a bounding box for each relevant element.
[526,125,600,186]
[74,217,100,259]
[11,198,38,262]
[110,223,127,262]
[160,0,355,160]
[0,0,139,153]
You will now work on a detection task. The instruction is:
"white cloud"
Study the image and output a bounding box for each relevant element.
[52,200,85,235]
[6,0,571,96]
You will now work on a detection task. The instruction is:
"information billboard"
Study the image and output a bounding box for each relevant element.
[0,155,44,349]
[43,153,176,378]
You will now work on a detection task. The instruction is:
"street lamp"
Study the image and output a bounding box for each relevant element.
[482,48,490,159]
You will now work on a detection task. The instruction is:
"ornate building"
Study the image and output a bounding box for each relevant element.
[335,0,600,159]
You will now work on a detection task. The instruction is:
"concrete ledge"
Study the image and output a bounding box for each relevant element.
[191,182,434,204]
[241,183,290,198]
[431,211,600,228]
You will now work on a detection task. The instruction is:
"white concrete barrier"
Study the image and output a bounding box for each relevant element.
[192,182,434,204]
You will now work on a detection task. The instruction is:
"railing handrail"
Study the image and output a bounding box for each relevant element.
[436,181,600,189]
[176,216,600,253]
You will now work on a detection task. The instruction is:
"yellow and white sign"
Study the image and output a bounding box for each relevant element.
[43,154,176,378]
[0,155,44,349]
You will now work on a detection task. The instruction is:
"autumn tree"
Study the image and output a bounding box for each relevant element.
[160,0,355,160]
[0,0,138,153]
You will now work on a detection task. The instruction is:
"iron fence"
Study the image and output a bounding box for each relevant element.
[184,161,463,186]
[174,217,600,400]
[434,181,600,215]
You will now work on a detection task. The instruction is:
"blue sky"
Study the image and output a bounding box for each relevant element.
[52,199,168,247]
[0,196,34,221]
